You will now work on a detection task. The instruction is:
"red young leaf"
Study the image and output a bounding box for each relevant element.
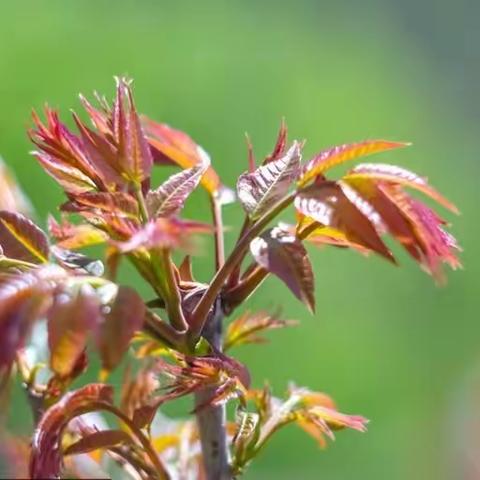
[113,78,153,185]
[343,163,459,213]
[64,429,131,456]
[29,383,113,479]
[146,159,209,218]
[116,217,212,253]
[237,142,301,219]
[264,119,288,164]
[0,211,49,264]
[380,185,461,282]
[30,108,106,192]
[96,286,145,372]
[299,140,410,186]
[48,285,101,378]
[32,151,98,194]
[250,226,315,312]
[294,181,395,262]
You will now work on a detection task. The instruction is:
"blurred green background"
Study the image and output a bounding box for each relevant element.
[0,1,478,479]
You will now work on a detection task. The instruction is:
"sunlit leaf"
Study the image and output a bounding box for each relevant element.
[29,384,113,479]
[0,211,49,264]
[96,286,145,372]
[298,140,409,186]
[237,142,301,219]
[48,215,107,250]
[146,160,209,218]
[48,285,101,378]
[294,181,395,262]
[343,163,458,213]
[143,116,233,202]
[250,227,315,312]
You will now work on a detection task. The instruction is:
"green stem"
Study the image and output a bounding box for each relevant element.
[210,195,225,271]
[151,249,188,332]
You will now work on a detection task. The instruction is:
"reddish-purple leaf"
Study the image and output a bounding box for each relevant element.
[146,161,209,218]
[113,78,153,185]
[29,383,113,479]
[116,217,212,253]
[264,119,288,164]
[0,211,49,264]
[48,286,101,378]
[343,163,459,213]
[299,140,410,186]
[96,286,145,372]
[32,151,97,194]
[250,227,315,312]
[237,142,301,219]
[64,429,131,456]
[61,191,139,219]
[294,181,395,262]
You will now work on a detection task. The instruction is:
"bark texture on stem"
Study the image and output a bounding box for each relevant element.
[194,298,232,480]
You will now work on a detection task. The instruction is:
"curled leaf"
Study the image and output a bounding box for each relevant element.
[0,211,49,264]
[29,384,113,479]
[237,142,301,219]
[250,227,315,312]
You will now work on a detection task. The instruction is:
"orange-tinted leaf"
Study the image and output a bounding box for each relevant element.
[96,286,145,372]
[0,211,49,264]
[237,142,301,219]
[143,117,232,201]
[0,157,31,214]
[343,163,458,213]
[299,140,409,186]
[29,384,113,478]
[146,160,208,218]
[48,286,101,378]
[250,227,315,312]
[224,311,297,350]
[64,429,131,456]
[294,182,395,262]
[48,215,107,250]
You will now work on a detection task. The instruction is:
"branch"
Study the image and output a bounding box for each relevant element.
[187,192,296,345]
[210,195,225,271]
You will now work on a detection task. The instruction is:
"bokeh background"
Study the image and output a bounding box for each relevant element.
[0,1,478,479]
